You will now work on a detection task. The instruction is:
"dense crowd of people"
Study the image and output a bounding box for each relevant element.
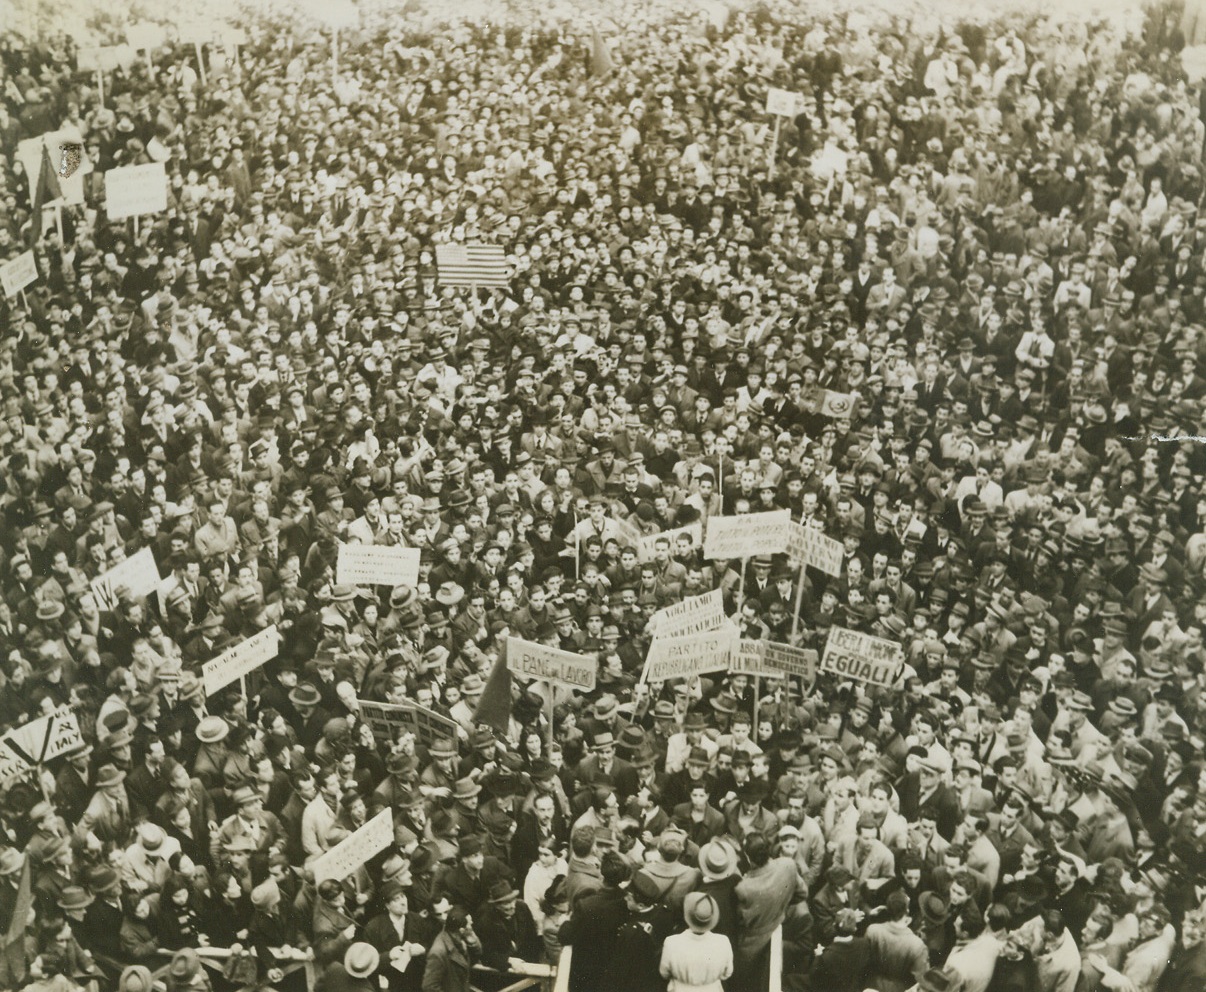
[2,0,1206,990]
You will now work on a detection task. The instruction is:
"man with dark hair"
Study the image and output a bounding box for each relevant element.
[864,888,929,991]
[422,905,480,992]
[559,850,631,992]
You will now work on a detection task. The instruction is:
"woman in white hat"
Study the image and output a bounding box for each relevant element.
[658,891,733,992]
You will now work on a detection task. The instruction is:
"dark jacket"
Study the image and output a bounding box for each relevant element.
[558,885,628,992]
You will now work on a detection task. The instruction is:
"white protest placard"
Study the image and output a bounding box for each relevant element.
[105,163,168,220]
[0,252,37,298]
[732,639,774,677]
[337,544,421,587]
[77,45,138,72]
[312,807,393,881]
[788,522,844,577]
[16,130,88,206]
[0,707,83,785]
[703,510,792,561]
[202,626,280,695]
[614,513,644,551]
[126,22,169,51]
[763,642,818,683]
[507,637,596,691]
[765,87,800,116]
[650,589,725,638]
[357,699,459,747]
[638,523,702,563]
[90,547,161,612]
[643,624,738,683]
[821,626,904,687]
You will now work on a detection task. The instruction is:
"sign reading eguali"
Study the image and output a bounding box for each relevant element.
[507,637,597,691]
[821,626,903,687]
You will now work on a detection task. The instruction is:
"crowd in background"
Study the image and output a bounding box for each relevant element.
[3,0,1206,990]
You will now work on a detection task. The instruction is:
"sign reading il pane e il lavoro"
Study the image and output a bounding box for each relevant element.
[820,626,904,687]
[506,637,597,691]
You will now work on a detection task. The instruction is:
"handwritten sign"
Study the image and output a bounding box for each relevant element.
[90,547,161,612]
[357,699,460,748]
[765,87,802,116]
[650,589,725,638]
[312,807,393,881]
[105,163,168,221]
[0,707,83,785]
[731,640,818,684]
[638,523,702,562]
[507,637,596,691]
[703,510,792,561]
[202,626,279,695]
[821,627,904,687]
[643,624,738,683]
[336,543,421,587]
[787,522,844,577]
[0,252,37,298]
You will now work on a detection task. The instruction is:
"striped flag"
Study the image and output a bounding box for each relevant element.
[435,243,510,288]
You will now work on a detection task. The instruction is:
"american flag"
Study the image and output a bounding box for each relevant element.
[435,243,510,288]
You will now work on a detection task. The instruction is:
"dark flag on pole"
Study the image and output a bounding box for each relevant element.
[590,26,615,77]
[473,640,513,735]
[30,143,63,245]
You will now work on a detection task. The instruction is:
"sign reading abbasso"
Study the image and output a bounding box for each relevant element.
[202,626,280,695]
[336,543,421,586]
[311,808,393,881]
[506,637,597,691]
[821,626,903,687]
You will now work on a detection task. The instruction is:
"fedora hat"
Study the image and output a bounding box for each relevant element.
[169,949,202,982]
[683,892,719,933]
[95,764,126,789]
[344,942,380,979]
[136,823,166,856]
[699,840,738,880]
[196,715,230,743]
[453,777,482,801]
[289,683,322,708]
[709,692,738,715]
[118,966,154,992]
[57,885,93,911]
[429,737,457,759]
[487,879,520,904]
[435,582,464,607]
[461,674,484,695]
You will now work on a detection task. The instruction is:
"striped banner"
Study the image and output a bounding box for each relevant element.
[435,242,510,288]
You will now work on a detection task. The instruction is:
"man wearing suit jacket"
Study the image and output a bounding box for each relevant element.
[519,409,564,460]
[422,907,480,992]
[211,785,286,864]
[573,732,637,801]
[364,882,427,992]
[511,793,569,885]
[558,852,631,992]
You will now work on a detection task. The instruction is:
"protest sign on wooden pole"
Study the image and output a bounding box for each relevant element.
[201,626,279,696]
[311,808,393,881]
